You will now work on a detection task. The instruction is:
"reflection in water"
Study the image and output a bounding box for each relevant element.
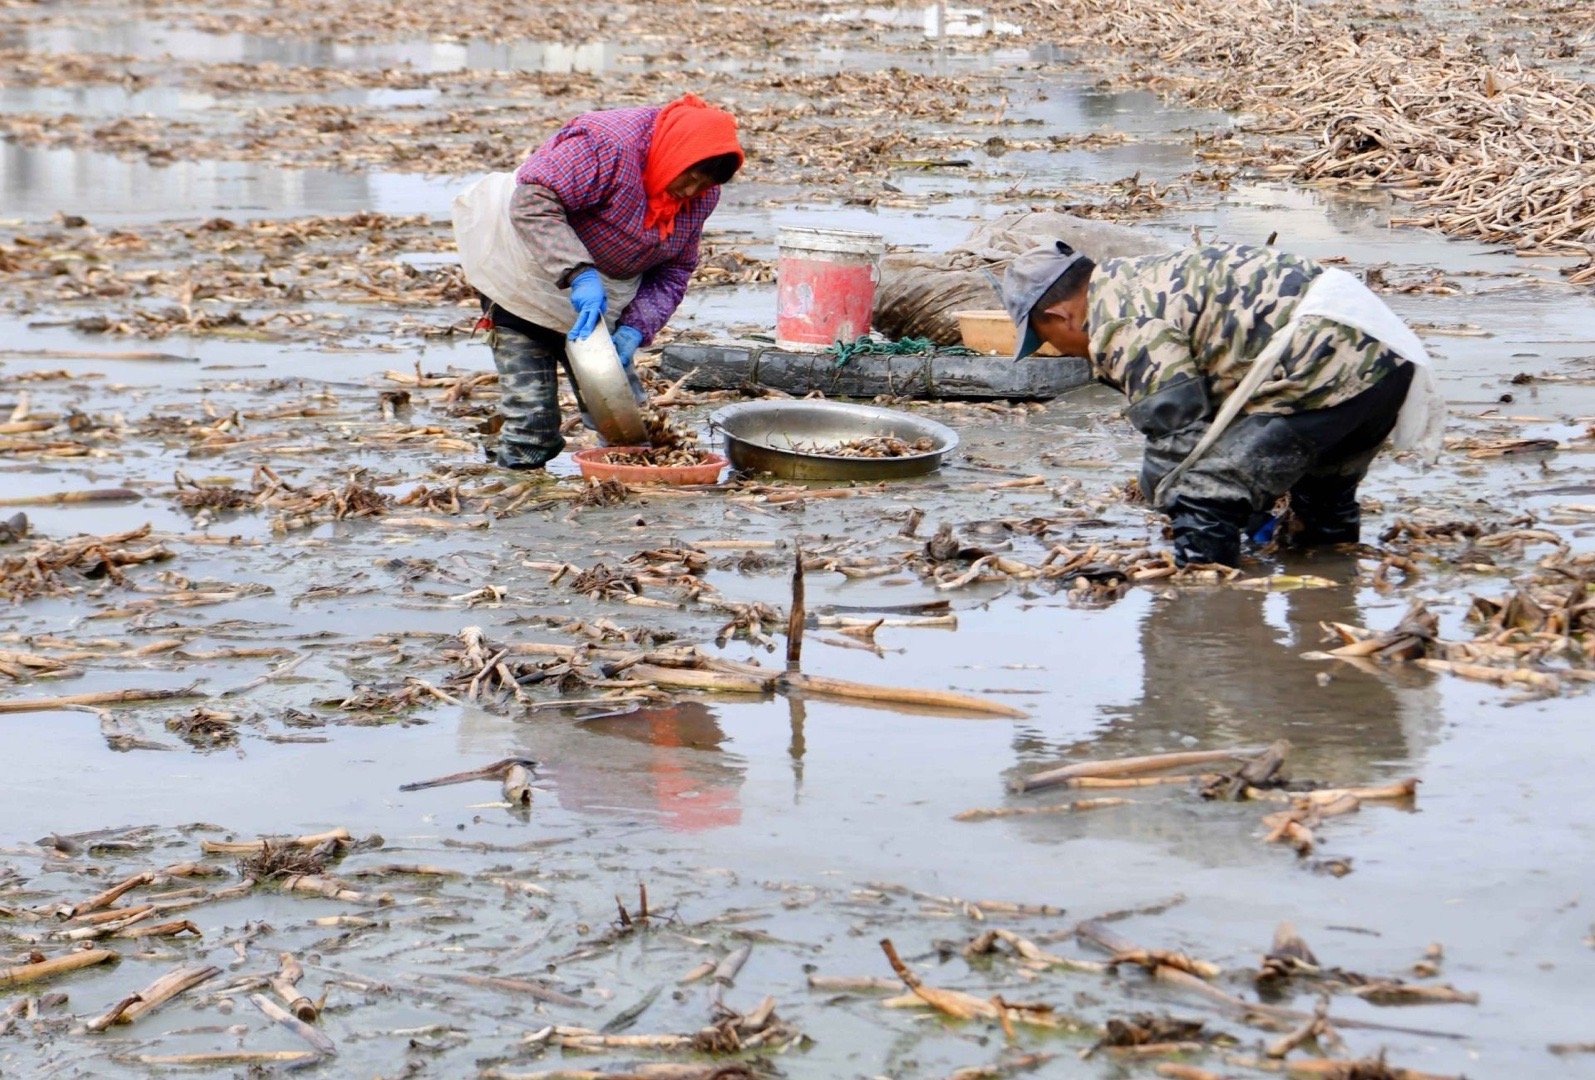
[581,700,726,748]
[1029,573,1441,777]
[787,696,806,801]
[20,21,615,74]
[0,85,440,117]
[0,85,223,116]
[1001,577,1441,860]
[921,5,1022,37]
[572,702,744,831]
[0,141,466,221]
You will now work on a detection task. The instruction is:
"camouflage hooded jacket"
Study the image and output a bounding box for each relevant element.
[1086,244,1399,418]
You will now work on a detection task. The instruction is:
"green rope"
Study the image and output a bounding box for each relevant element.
[825,334,976,369]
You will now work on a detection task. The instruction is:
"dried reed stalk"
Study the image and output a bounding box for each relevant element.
[0,948,117,988]
[778,671,1027,718]
[86,964,220,1030]
[250,992,337,1056]
[200,827,350,855]
[1011,747,1263,793]
[270,952,318,1022]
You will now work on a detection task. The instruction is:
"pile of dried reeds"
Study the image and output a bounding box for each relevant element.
[0,525,172,602]
[1006,0,1595,280]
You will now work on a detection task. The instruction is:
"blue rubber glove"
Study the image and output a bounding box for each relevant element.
[567,267,607,341]
[612,325,643,368]
[1249,513,1280,545]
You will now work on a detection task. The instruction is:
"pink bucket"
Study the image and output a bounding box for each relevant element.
[774,226,885,352]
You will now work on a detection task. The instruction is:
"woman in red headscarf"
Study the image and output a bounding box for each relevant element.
[452,95,744,469]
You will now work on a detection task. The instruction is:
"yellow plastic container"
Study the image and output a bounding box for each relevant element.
[952,309,1061,356]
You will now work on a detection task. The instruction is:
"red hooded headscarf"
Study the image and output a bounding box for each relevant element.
[641,93,743,240]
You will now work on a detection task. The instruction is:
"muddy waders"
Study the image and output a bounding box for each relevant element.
[487,323,567,469]
[477,294,579,470]
[1140,360,1415,566]
[477,294,648,468]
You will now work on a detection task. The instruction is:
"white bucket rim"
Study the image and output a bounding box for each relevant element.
[776,225,886,259]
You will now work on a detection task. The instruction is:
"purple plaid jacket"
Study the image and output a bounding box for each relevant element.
[512,106,719,344]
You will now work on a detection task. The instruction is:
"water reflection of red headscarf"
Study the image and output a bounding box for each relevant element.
[641,93,743,240]
[646,712,741,831]
[560,703,743,832]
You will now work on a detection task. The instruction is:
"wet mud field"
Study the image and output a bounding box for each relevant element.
[2,0,1594,1077]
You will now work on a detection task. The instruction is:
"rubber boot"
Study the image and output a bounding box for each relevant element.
[1169,495,1250,567]
[1287,470,1364,547]
[489,326,565,469]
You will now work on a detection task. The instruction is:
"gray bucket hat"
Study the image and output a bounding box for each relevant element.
[1002,240,1088,361]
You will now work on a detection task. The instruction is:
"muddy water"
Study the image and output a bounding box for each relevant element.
[0,85,441,117]
[0,142,462,220]
[4,339,1592,1078]
[4,11,1595,1080]
[8,19,624,75]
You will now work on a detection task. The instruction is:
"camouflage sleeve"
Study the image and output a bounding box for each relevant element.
[1090,313,1203,407]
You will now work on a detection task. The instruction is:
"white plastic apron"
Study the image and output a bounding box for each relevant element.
[451,171,640,332]
[1289,268,1443,461]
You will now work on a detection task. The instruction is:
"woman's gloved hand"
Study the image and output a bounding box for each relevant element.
[612,325,643,367]
[567,267,607,341]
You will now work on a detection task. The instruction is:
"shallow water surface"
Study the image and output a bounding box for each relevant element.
[9,19,623,75]
[2,6,1594,1078]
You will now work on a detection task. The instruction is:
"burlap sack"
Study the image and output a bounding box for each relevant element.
[873,211,1171,344]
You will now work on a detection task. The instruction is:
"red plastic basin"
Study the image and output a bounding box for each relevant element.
[572,447,728,486]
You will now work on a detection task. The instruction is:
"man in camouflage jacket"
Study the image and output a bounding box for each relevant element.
[1004,241,1416,566]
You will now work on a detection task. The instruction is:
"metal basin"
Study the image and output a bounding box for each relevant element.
[565,325,646,446]
[707,400,959,481]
